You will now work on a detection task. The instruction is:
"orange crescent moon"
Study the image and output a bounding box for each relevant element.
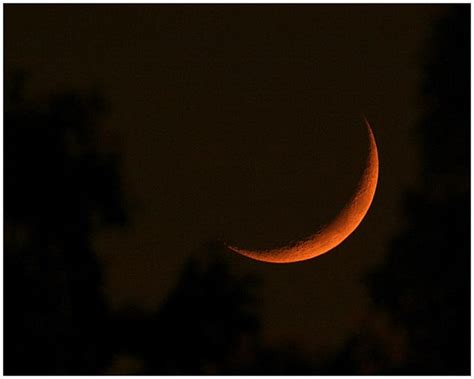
[226,118,379,264]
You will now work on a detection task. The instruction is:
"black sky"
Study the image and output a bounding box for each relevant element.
[5,4,448,361]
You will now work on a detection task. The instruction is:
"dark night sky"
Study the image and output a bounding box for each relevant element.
[5,4,445,358]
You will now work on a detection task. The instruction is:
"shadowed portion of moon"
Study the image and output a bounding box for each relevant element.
[226,118,379,264]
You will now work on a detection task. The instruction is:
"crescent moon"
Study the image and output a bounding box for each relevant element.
[226,118,379,264]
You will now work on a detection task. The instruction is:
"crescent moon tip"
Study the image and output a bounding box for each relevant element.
[362,115,370,128]
[362,117,377,145]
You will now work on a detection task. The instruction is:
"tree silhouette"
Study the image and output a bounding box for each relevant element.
[113,243,262,374]
[4,72,127,374]
[113,243,318,375]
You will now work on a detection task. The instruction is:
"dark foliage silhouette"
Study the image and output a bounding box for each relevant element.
[4,72,127,374]
[113,244,316,375]
[148,248,260,374]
